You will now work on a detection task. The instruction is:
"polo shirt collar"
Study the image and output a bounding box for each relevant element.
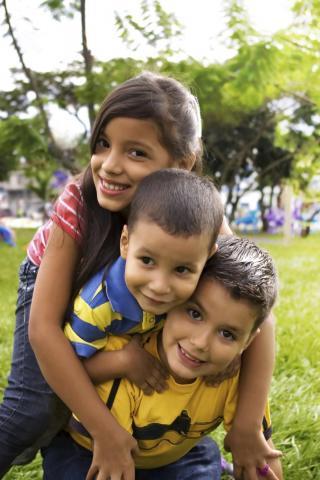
[106,256,143,322]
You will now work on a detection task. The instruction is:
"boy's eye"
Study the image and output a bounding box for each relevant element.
[175,266,191,275]
[187,308,202,321]
[220,330,236,341]
[140,256,154,266]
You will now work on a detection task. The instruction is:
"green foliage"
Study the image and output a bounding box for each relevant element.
[0,116,49,180]
[40,0,79,20]
[115,0,183,56]
[1,0,320,205]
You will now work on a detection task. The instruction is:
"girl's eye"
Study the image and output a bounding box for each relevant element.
[187,308,202,321]
[95,138,110,150]
[130,149,147,159]
[140,256,154,266]
[175,266,191,275]
[220,330,236,341]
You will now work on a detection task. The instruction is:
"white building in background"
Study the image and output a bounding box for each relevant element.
[0,171,43,217]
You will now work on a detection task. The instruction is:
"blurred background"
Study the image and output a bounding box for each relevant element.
[0,0,319,237]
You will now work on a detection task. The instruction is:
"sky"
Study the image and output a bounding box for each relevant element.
[0,0,293,140]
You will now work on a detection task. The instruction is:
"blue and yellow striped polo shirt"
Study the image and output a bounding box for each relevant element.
[64,257,165,358]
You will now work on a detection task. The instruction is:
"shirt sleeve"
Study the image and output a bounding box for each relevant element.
[64,271,119,358]
[51,182,84,244]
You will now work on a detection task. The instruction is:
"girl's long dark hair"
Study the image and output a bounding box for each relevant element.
[72,166,124,297]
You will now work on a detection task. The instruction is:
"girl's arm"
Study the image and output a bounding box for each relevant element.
[224,313,282,479]
[29,224,137,480]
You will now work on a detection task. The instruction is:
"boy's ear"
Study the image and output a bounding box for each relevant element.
[120,225,129,259]
[209,243,218,258]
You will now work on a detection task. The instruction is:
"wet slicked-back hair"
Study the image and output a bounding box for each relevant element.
[127,169,224,251]
[203,236,278,329]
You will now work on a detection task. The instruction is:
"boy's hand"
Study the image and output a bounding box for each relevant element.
[224,428,282,480]
[121,335,168,394]
[86,424,138,480]
[204,354,241,386]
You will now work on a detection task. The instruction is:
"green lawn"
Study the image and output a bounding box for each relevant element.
[0,229,319,478]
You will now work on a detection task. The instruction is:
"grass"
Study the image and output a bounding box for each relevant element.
[0,229,319,478]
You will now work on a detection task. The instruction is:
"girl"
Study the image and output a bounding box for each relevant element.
[0,71,278,480]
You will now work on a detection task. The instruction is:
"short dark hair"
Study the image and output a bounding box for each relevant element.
[90,71,203,173]
[203,235,278,328]
[127,169,224,251]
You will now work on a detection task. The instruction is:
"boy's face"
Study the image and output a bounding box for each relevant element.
[159,277,259,383]
[120,221,215,315]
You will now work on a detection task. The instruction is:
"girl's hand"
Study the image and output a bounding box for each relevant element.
[121,335,168,394]
[204,355,241,386]
[224,429,282,480]
[86,425,139,480]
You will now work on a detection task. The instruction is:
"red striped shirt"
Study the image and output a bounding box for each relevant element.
[27,182,84,266]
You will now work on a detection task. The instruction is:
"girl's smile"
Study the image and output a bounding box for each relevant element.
[91,117,173,213]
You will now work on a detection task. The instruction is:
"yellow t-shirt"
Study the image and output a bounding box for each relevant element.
[67,333,271,469]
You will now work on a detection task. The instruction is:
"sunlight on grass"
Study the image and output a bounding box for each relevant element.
[0,229,319,478]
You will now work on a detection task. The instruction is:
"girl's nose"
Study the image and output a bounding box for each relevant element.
[101,150,123,175]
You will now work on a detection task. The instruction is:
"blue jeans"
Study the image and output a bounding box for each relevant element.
[42,431,222,480]
[0,258,69,477]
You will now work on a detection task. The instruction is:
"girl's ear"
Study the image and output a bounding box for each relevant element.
[174,154,196,171]
[209,243,218,259]
[120,225,129,259]
[181,153,196,171]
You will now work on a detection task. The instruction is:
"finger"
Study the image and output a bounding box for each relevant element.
[266,449,283,459]
[233,463,243,480]
[148,371,168,390]
[264,467,279,480]
[85,464,99,480]
[123,449,136,480]
[243,465,260,480]
[140,383,154,395]
[146,377,167,393]
[256,463,279,480]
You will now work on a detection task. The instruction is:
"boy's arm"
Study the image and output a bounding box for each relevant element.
[83,335,168,394]
[224,312,282,476]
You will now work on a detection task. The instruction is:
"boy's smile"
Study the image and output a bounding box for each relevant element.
[120,221,214,315]
[158,277,259,384]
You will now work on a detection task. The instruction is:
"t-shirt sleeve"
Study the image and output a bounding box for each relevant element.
[51,182,84,244]
[64,270,122,358]
[223,376,272,440]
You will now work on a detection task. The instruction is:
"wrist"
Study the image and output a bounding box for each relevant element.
[231,418,262,434]
[115,347,131,378]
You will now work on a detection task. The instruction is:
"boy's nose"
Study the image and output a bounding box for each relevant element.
[190,330,210,352]
[149,275,171,296]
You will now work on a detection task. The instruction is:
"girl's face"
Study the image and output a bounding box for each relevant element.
[91,117,175,213]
